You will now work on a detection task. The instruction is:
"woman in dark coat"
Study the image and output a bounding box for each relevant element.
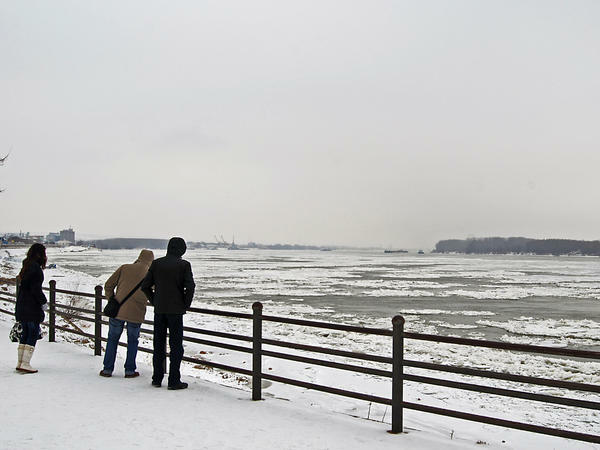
[15,243,47,373]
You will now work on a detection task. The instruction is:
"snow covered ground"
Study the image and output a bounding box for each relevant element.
[0,320,597,450]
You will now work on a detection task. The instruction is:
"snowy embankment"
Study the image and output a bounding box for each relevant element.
[0,322,463,450]
[0,320,595,450]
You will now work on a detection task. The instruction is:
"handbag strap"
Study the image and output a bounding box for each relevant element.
[117,277,145,306]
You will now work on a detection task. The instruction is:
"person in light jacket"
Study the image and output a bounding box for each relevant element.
[141,237,195,390]
[15,243,48,374]
[100,249,154,378]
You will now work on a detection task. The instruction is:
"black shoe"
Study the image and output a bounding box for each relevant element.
[99,370,112,378]
[151,381,162,387]
[168,382,188,390]
[125,372,140,378]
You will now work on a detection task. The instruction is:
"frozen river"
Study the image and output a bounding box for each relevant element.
[23,247,600,351]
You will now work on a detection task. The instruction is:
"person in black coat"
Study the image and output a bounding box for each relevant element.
[15,243,48,374]
[141,237,195,390]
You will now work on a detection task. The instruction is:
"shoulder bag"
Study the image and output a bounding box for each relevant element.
[103,278,145,318]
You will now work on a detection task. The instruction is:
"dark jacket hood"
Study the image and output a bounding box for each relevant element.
[167,237,187,257]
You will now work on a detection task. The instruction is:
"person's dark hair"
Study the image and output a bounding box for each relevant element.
[18,243,47,279]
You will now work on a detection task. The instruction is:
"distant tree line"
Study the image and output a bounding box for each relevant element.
[89,238,169,249]
[434,237,600,256]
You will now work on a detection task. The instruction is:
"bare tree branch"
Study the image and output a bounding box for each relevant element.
[0,150,8,192]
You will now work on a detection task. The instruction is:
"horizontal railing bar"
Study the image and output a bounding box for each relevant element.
[101,324,252,356]
[53,303,96,315]
[0,296,15,303]
[55,312,96,325]
[128,344,153,355]
[52,323,95,340]
[404,359,600,394]
[98,319,153,332]
[183,335,253,354]
[263,372,391,405]
[261,314,393,336]
[182,355,253,377]
[0,306,15,316]
[187,307,252,320]
[403,401,600,444]
[130,324,251,348]
[96,322,153,336]
[183,326,253,343]
[262,348,600,409]
[52,288,100,299]
[139,326,153,335]
[404,332,600,359]
[136,345,153,354]
[99,318,112,327]
[100,335,153,354]
[403,373,600,410]
[98,331,252,376]
[49,324,227,374]
[262,337,391,364]
[261,349,391,378]
[42,307,600,388]
[11,285,600,358]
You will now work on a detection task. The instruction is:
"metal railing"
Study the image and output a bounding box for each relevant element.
[0,280,599,444]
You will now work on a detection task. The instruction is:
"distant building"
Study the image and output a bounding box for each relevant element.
[46,232,60,243]
[45,228,75,244]
[59,228,75,243]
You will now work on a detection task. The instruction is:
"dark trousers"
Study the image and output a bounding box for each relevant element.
[19,321,40,346]
[153,313,184,386]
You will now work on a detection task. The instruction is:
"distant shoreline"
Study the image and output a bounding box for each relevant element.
[434,237,600,256]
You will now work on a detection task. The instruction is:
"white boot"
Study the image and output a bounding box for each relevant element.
[16,344,25,371]
[19,345,38,374]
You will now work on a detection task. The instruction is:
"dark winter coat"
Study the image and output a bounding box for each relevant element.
[141,238,195,315]
[15,263,47,323]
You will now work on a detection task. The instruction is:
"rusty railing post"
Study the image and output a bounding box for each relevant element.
[49,280,56,342]
[94,285,103,356]
[252,301,263,401]
[390,315,405,434]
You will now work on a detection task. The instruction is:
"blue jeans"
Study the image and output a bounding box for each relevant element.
[103,318,141,375]
[19,321,40,346]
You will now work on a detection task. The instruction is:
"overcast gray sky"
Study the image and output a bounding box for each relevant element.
[1,1,599,248]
